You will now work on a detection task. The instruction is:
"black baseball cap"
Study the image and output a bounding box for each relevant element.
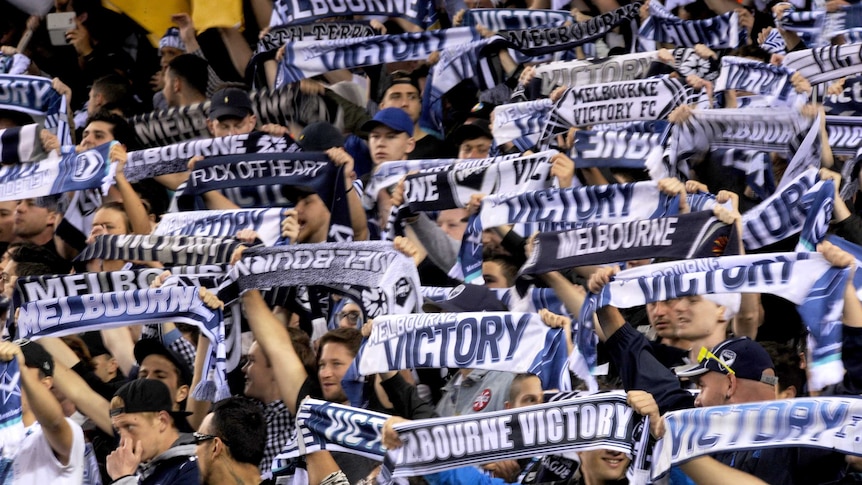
[110,379,192,420]
[17,339,53,377]
[675,337,779,386]
[298,122,345,151]
[134,338,192,386]
[450,119,493,147]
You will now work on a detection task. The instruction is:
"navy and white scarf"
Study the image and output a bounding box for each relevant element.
[492,99,555,151]
[402,150,556,212]
[269,0,435,28]
[775,5,827,48]
[358,312,570,390]
[420,285,570,316]
[570,128,665,170]
[276,28,480,85]
[760,26,787,55]
[0,142,112,202]
[783,42,862,85]
[824,76,862,117]
[0,53,30,75]
[277,398,389,462]
[129,84,339,148]
[587,251,849,389]
[714,56,799,106]
[385,392,641,477]
[75,234,243,265]
[0,123,45,165]
[0,74,70,145]
[420,37,508,138]
[155,208,288,246]
[533,51,658,96]
[463,8,572,30]
[521,210,738,275]
[256,21,379,53]
[229,242,422,318]
[363,158,460,210]
[653,397,862,480]
[18,286,231,398]
[741,168,818,249]
[499,3,641,56]
[124,131,298,183]
[547,76,689,133]
[639,1,743,50]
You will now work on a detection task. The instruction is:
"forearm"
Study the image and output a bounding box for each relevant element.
[733,293,763,339]
[116,172,152,234]
[100,327,136,376]
[680,456,768,484]
[347,189,369,241]
[53,363,113,435]
[243,290,308,413]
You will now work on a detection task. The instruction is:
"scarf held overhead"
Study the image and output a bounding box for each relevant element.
[358,312,569,390]
[521,210,738,275]
[386,392,640,477]
[0,142,112,202]
[652,397,862,479]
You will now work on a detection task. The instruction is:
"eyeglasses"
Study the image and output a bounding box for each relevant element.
[338,311,361,322]
[192,432,229,447]
[697,347,735,375]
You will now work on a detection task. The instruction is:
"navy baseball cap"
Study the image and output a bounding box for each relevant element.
[298,122,345,151]
[361,108,414,136]
[675,337,779,386]
[209,87,253,121]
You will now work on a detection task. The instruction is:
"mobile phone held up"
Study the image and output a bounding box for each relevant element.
[46,12,76,47]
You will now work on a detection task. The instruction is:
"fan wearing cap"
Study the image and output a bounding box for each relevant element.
[107,379,199,484]
[208,87,257,138]
[0,339,86,483]
[133,339,193,413]
[377,73,454,160]
[362,107,416,169]
[674,337,779,407]
[450,119,494,159]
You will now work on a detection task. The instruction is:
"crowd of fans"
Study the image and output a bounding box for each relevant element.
[0,0,858,484]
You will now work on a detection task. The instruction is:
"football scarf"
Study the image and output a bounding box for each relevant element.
[0,74,69,145]
[362,158,460,210]
[570,128,665,170]
[532,51,658,96]
[520,210,738,275]
[0,123,44,165]
[741,168,818,249]
[18,286,231,398]
[714,56,798,106]
[0,142,112,202]
[587,251,849,390]
[229,242,422,318]
[639,1,743,50]
[0,358,22,484]
[463,8,572,30]
[75,234,243,265]
[384,392,641,477]
[783,42,862,85]
[268,0,436,28]
[652,397,862,479]
[124,131,298,183]
[358,311,570,391]
[499,3,641,56]
[492,99,555,151]
[402,150,556,212]
[256,21,379,53]
[154,208,288,246]
[276,28,481,84]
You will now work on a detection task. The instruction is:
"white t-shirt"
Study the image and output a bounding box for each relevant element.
[13,418,85,485]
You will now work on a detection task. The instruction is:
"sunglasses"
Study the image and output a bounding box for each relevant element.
[192,432,229,447]
[338,311,361,322]
[697,347,736,375]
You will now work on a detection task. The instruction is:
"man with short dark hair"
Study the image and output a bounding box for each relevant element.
[107,379,199,484]
[88,74,132,118]
[133,339,192,413]
[163,54,208,108]
[195,397,267,485]
[377,73,453,159]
